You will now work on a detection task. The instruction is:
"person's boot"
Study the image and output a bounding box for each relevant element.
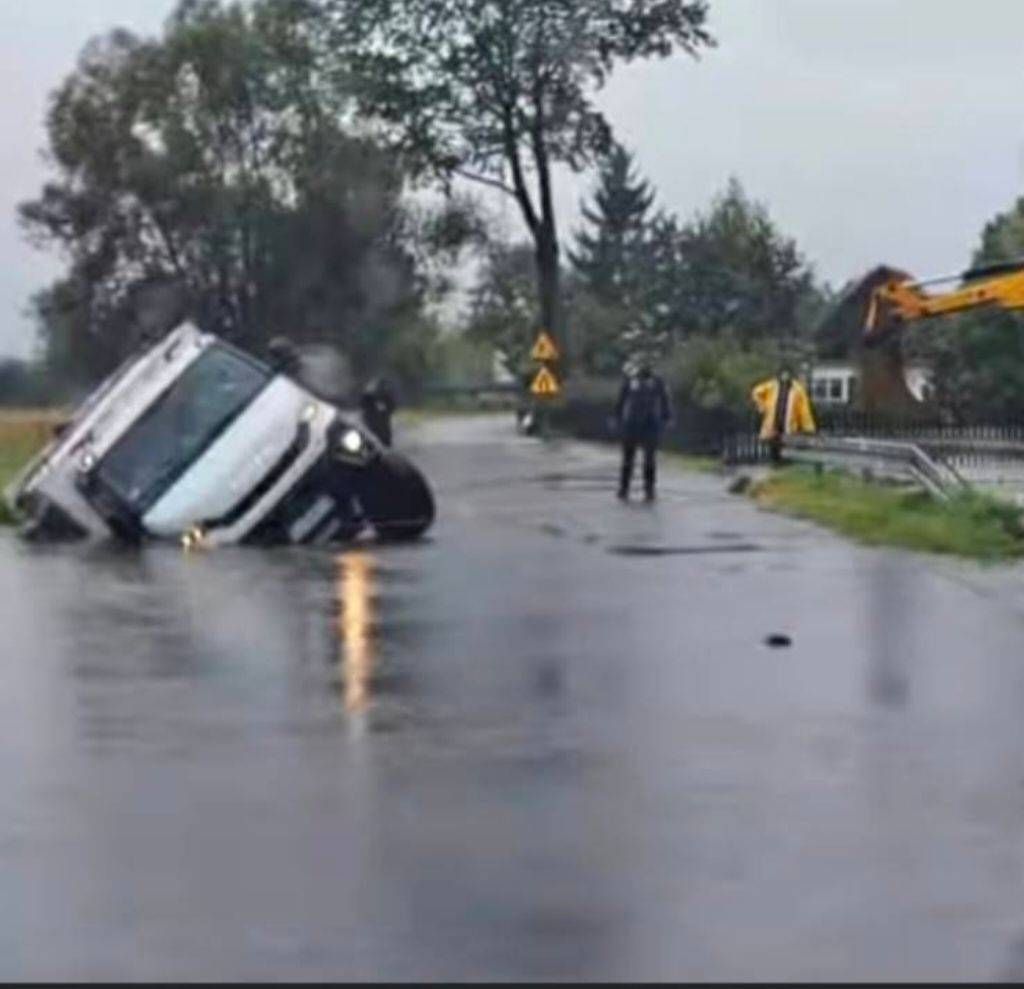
[618,462,631,501]
[643,464,656,502]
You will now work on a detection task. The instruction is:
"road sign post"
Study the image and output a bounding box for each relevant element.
[528,330,561,439]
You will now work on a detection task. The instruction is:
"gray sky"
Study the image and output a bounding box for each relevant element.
[0,1,173,358]
[4,0,1024,357]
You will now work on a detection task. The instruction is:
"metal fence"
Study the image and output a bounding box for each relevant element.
[724,421,1024,468]
[723,418,1024,500]
[547,389,1024,495]
[780,435,968,500]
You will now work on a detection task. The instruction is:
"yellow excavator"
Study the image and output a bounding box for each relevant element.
[863,257,1024,346]
[816,258,1024,413]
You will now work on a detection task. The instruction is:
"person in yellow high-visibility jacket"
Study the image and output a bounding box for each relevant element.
[751,367,816,463]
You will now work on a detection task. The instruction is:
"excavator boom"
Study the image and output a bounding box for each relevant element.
[864,257,1024,345]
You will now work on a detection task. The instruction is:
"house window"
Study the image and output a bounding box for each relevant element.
[813,379,828,400]
[829,378,843,401]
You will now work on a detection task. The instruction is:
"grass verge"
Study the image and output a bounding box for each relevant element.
[662,450,722,475]
[749,467,1024,561]
[0,411,60,525]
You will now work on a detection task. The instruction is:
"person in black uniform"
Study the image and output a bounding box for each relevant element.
[360,377,397,447]
[614,359,673,501]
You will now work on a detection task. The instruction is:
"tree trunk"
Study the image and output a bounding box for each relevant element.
[535,229,561,343]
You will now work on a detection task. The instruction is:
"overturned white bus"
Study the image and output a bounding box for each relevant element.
[4,323,434,546]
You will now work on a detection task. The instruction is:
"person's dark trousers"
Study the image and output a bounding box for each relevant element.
[619,435,659,499]
[364,413,392,447]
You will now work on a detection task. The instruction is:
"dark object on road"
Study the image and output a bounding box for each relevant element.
[5,324,434,546]
[608,543,762,557]
[614,359,673,501]
[764,634,792,648]
[360,377,397,448]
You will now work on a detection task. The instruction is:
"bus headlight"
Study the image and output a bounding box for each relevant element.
[329,421,373,463]
[340,428,364,455]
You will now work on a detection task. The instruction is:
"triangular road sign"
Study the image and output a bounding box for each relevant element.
[530,365,561,397]
[530,331,560,362]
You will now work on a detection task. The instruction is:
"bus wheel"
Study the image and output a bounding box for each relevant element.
[356,453,435,542]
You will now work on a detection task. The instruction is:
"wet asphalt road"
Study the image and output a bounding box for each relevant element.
[6,414,1024,979]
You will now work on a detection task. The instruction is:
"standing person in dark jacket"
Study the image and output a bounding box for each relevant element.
[360,377,397,447]
[615,358,673,501]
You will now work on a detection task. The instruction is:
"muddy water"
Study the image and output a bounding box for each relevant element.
[0,527,655,979]
[4,417,1024,979]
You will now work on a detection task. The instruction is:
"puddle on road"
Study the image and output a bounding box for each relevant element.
[607,543,763,557]
[536,472,618,492]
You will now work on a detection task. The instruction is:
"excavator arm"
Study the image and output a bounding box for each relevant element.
[864,258,1024,345]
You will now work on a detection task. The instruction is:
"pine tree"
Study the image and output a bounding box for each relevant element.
[568,143,670,368]
[569,143,657,308]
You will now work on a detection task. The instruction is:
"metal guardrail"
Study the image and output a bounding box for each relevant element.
[910,437,1024,460]
[780,434,968,500]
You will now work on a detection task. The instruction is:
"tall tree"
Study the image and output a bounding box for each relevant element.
[568,144,699,368]
[21,0,453,383]
[567,176,820,372]
[670,177,816,345]
[317,0,713,347]
[569,142,656,305]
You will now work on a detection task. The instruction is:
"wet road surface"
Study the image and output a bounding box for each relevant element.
[5,414,1024,979]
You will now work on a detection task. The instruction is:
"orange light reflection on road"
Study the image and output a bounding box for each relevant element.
[336,552,376,712]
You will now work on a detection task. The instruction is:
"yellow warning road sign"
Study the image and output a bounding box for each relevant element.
[530,365,560,397]
[530,331,560,362]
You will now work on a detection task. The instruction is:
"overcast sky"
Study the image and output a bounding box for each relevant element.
[3,0,1024,357]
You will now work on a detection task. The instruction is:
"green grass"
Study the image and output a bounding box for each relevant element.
[749,467,1024,561]
[0,411,59,526]
[662,450,722,475]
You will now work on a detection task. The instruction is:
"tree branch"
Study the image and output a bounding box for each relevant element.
[453,168,517,197]
[502,103,539,237]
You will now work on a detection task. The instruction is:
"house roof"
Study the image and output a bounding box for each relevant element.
[815,265,911,360]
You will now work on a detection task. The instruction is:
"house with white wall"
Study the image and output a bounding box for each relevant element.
[808,359,933,407]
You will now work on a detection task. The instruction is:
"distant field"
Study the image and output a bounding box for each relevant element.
[0,410,62,524]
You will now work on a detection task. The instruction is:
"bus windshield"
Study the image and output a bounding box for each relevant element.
[96,345,270,512]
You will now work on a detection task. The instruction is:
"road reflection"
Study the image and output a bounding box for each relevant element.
[865,554,913,710]
[336,551,377,713]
